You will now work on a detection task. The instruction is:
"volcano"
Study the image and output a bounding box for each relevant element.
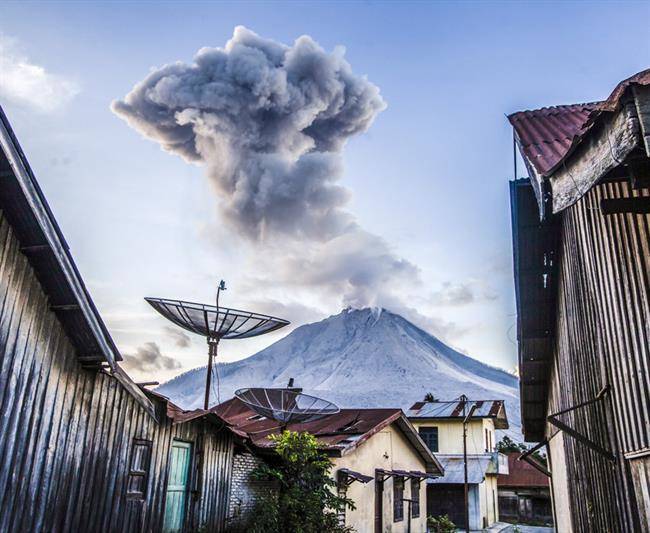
[157,307,521,436]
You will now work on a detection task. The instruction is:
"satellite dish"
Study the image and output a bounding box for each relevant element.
[145,281,289,409]
[235,387,340,424]
[144,297,290,340]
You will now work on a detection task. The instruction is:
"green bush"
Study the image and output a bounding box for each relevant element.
[427,514,456,532]
[244,430,355,533]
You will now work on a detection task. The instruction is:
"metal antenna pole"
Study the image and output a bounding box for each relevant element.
[216,279,226,309]
[204,280,226,410]
[204,338,218,410]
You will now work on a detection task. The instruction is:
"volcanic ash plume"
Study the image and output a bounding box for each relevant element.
[112,26,386,242]
[112,27,437,319]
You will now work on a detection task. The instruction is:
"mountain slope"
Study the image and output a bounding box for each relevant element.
[158,307,521,436]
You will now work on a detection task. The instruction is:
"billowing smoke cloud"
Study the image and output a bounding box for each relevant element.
[164,326,191,348]
[112,26,384,242]
[122,342,182,373]
[260,229,420,308]
[112,27,438,318]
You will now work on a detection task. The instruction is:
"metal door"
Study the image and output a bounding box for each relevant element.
[163,440,192,533]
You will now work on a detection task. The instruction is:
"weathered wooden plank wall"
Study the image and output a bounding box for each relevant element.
[0,210,233,532]
[546,177,649,532]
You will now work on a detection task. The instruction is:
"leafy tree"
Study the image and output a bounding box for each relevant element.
[424,392,438,402]
[246,430,355,533]
[496,436,547,466]
[496,435,527,453]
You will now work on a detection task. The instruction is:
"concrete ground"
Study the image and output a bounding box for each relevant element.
[497,526,554,533]
[454,522,554,532]
[454,523,554,533]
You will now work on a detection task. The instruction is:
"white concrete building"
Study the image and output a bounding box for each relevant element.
[407,398,509,530]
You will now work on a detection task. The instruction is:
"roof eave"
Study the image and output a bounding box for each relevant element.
[394,416,444,476]
[0,106,121,368]
[339,410,403,456]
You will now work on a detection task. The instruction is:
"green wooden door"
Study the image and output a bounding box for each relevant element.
[163,440,192,533]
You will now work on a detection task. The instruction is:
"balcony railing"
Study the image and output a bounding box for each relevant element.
[486,451,509,475]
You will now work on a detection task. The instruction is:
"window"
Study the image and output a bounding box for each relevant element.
[419,426,438,452]
[336,481,347,526]
[393,478,404,522]
[126,438,152,500]
[411,478,421,518]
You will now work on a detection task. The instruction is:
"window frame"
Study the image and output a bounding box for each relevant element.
[411,478,421,518]
[418,426,439,453]
[126,438,153,501]
[393,477,404,522]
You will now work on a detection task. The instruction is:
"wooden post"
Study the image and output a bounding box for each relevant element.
[374,469,383,533]
[461,394,478,532]
[462,395,469,532]
[406,498,412,533]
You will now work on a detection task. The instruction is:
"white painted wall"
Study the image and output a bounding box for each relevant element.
[410,419,495,454]
[548,432,573,533]
[332,423,429,533]
[410,417,500,528]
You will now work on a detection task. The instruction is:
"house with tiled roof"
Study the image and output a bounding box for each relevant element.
[406,397,510,530]
[215,393,444,533]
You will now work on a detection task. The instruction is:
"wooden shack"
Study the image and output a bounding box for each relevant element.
[497,452,552,526]
[0,106,235,532]
[509,70,650,532]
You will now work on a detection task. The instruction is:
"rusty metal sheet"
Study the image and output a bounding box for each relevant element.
[497,452,550,488]
[509,103,596,176]
[509,69,650,178]
[406,399,505,420]
[215,397,402,451]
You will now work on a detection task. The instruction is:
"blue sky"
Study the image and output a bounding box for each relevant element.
[1,1,648,381]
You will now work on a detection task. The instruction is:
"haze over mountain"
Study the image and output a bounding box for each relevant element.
[157,307,521,437]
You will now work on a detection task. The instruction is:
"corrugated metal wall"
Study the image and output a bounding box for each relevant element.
[547,178,649,532]
[0,210,234,532]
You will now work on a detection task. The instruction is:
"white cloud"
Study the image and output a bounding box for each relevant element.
[430,279,499,306]
[0,35,80,112]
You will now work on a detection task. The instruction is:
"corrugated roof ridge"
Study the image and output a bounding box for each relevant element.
[420,398,504,403]
[508,101,599,120]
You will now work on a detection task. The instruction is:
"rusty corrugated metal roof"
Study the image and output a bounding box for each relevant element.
[213,396,445,475]
[215,397,402,450]
[508,68,650,177]
[497,452,550,488]
[143,387,231,426]
[599,68,650,112]
[508,103,597,176]
[406,399,509,429]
